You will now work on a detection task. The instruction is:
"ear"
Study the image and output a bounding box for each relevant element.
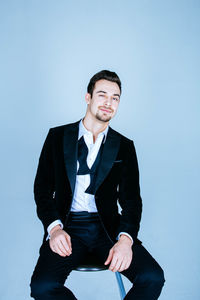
[85,93,91,105]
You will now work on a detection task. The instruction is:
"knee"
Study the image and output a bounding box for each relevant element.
[30,276,58,298]
[150,267,165,287]
[137,266,165,287]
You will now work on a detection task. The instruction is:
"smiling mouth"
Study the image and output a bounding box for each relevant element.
[99,107,112,113]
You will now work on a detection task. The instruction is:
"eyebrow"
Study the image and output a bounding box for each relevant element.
[96,90,120,98]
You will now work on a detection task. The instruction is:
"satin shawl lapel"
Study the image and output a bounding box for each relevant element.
[63,120,80,195]
[93,127,121,194]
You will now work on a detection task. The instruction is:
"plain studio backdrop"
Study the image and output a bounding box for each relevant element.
[0,1,199,299]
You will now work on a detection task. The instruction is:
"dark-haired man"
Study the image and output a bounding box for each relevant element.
[30,70,165,299]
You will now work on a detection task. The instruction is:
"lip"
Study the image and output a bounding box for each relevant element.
[100,107,112,113]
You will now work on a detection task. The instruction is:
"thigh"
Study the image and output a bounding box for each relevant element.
[92,227,114,264]
[31,234,88,285]
[121,244,164,283]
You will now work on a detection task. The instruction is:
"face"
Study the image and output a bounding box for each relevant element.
[85,79,121,123]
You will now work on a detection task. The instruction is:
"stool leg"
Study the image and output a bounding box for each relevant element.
[115,272,126,300]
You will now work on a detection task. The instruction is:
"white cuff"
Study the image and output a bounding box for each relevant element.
[46,220,63,241]
[117,232,133,245]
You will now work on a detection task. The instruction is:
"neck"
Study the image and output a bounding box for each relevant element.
[82,115,109,143]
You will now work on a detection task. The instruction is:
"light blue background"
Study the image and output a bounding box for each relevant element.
[0,1,199,299]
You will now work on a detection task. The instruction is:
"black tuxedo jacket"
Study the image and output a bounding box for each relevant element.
[34,120,142,244]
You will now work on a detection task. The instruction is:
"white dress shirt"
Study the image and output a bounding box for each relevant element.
[47,120,133,244]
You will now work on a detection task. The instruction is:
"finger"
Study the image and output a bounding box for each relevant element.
[55,242,68,256]
[64,233,72,251]
[124,260,131,270]
[118,259,127,272]
[60,239,71,256]
[57,240,70,256]
[120,257,131,272]
[112,259,122,272]
[65,234,72,252]
[109,255,118,271]
[60,236,71,254]
[52,244,66,257]
[126,255,133,268]
[104,249,113,265]
[104,248,114,265]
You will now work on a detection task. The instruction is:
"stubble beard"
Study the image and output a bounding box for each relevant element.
[96,111,112,123]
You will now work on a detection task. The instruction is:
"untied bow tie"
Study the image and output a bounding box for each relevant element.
[77,135,104,194]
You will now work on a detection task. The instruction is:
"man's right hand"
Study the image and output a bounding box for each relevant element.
[49,225,72,257]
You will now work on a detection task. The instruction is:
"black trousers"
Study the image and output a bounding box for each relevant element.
[30,212,165,299]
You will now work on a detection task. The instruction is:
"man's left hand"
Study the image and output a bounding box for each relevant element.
[104,235,133,272]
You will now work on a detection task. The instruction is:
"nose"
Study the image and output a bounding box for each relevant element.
[104,96,112,106]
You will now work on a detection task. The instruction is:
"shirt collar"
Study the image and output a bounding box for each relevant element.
[78,119,109,143]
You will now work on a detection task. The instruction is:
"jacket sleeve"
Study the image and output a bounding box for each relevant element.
[34,129,60,231]
[117,140,142,242]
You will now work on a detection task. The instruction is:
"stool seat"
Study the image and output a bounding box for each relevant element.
[74,252,108,272]
[73,252,126,299]
[75,264,108,272]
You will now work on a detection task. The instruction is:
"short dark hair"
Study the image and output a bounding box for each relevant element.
[87,70,121,97]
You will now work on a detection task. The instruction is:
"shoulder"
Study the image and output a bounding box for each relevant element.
[49,119,81,134]
[109,126,134,145]
[110,128,139,161]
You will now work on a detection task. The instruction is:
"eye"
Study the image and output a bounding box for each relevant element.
[113,97,119,101]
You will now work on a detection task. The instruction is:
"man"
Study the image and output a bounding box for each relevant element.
[30,70,165,299]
